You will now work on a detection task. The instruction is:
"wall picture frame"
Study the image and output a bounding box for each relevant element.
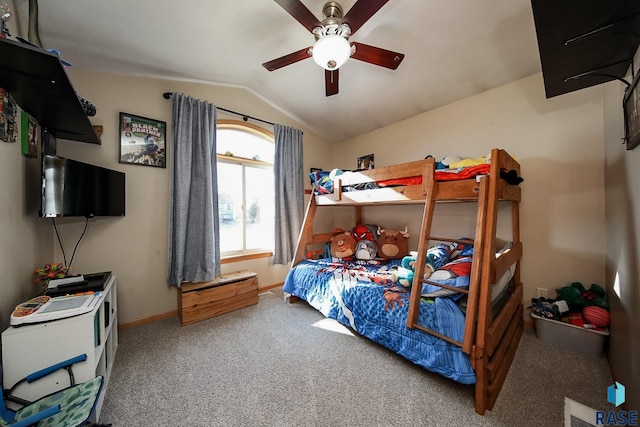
[357,153,374,170]
[623,72,640,150]
[119,112,167,167]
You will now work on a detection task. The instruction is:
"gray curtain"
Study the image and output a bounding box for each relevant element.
[168,93,220,286]
[273,124,304,264]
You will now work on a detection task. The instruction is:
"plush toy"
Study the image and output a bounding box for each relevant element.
[376,226,410,260]
[330,229,356,259]
[556,282,608,310]
[351,224,378,243]
[355,239,378,260]
[393,253,418,287]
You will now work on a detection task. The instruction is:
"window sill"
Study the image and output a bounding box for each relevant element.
[221,251,273,264]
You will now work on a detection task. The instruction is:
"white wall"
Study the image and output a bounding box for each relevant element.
[0,0,52,333]
[0,130,52,332]
[603,52,640,410]
[51,69,333,324]
[333,73,607,311]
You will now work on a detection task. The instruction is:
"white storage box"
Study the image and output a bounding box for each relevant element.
[531,313,608,357]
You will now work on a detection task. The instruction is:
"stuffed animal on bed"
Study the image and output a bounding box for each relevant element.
[392,254,418,287]
[330,229,356,260]
[376,226,410,260]
[354,239,378,260]
[351,224,378,243]
[351,224,379,260]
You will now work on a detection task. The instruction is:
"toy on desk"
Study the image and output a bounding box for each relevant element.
[11,295,50,318]
[11,292,100,326]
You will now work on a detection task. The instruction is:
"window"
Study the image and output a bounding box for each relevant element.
[216,120,274,258]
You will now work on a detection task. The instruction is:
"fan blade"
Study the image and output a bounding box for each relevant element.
[262,47,312,71]
[325,69,339,96]
[351,42,404,70]
[341,0,389,35]
[274,0,322,33]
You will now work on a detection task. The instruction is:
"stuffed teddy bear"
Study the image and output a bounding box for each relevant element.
[330,228,356,260]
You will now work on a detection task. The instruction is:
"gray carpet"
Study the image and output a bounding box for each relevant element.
[100,288,613,426]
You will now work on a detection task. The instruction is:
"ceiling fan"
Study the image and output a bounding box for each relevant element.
[262,0,405,96]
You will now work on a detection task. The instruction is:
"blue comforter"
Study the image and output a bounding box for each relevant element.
[283,258,476,384]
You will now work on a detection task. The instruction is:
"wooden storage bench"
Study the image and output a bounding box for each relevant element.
[178,270,258,325]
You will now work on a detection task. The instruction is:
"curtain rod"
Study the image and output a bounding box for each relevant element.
[162,92,275,126]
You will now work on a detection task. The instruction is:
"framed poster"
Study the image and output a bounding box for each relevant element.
[119,112,166,167]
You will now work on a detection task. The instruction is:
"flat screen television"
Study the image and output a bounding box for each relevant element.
[40,154,126,217]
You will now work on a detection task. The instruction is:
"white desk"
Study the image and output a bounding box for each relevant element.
[2,275,118,421]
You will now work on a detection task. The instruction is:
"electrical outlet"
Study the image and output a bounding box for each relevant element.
[536,287,548,299]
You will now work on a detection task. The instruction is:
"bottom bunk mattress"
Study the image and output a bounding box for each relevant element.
[283,258,476,384]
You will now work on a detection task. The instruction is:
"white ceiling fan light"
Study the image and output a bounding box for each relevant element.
[310,1,353,71]
[311,34,352,70]
[262,0,405,96]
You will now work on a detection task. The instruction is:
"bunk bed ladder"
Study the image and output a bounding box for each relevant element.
[407,166,473,347]
[406,166,437,334]
[462,176,490,356]
[406,175,491,352]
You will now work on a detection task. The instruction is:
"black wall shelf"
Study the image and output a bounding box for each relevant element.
[0,37,99,144]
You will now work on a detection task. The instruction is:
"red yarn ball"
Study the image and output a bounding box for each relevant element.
[583,306,609,328]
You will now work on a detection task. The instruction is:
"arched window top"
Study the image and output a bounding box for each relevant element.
[216,120,274,164]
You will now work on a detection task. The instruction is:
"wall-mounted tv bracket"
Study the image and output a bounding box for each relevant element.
[562,11,640,87]
[564,58,633,88]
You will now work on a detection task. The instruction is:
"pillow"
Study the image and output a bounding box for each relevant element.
[421,257,472,300]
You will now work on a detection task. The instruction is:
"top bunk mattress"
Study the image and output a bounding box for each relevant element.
[309,152,522,196]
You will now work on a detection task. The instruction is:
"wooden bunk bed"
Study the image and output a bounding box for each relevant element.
[285,148,523,415]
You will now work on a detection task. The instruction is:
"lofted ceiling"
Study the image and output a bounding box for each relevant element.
[11,0,543,144]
